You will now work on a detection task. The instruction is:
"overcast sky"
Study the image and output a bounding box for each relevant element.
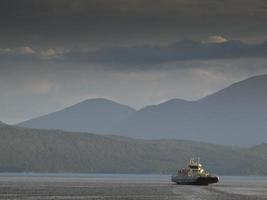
[1,0,267,124]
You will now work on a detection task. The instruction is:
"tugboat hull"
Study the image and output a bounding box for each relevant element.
[171,176,219,185]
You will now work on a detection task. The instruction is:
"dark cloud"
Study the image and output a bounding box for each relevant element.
[1,39,267,70]
[2,0,267,17]
[69,40,267,67]
[1,0,267,49]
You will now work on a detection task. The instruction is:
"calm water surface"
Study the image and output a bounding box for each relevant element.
[0,173,266,199]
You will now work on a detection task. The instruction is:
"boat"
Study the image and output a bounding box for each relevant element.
[171,158,219,185]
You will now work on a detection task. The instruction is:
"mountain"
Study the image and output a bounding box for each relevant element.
[0,121,7,127]
[1,124,267,175]
[116,75,267,146]
[18,98,135,134]
[18,75,267,146]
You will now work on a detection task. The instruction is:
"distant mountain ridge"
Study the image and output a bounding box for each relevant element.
[0,121,6,127]
[18,98,135,134]
[117,75,267,146]
[1,124,267,175]
[18,75,267,146]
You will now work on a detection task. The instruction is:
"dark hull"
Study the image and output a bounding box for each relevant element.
[171,176,219,185]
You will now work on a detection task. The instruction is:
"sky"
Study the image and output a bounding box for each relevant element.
[1,0,267,124]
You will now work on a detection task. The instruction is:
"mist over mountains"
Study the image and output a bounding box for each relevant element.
[18,75,267,146]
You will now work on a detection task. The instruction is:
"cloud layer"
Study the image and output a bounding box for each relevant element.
[1,0,267,50]
[1,38,267,70]
[1,1,267,123]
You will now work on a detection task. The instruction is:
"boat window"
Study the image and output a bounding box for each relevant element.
[189,166,199,169]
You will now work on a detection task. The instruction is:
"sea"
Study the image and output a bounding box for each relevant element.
[0,173,266,199]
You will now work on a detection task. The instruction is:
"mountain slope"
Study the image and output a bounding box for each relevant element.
[0,121,7,127]
[1,125,267,175]
[18,98,135,134]
[116,75,267,146]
